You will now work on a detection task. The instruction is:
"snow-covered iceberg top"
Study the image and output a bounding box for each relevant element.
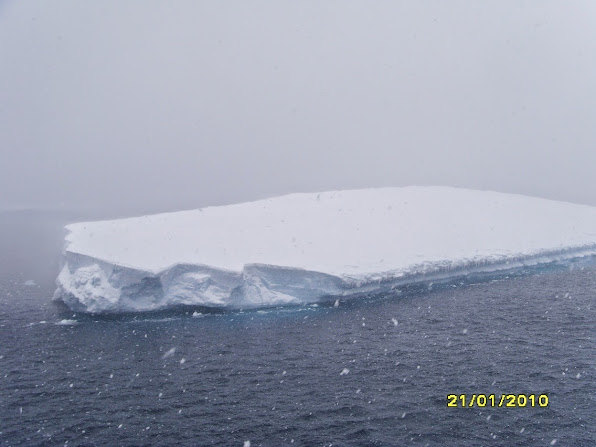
[54,187,596,313]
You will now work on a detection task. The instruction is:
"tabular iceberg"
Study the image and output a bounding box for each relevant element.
[54,187,596,313]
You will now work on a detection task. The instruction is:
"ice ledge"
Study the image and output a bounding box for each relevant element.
[54,245,596,314]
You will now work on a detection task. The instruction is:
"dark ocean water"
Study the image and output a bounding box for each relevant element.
[1,212,595,446]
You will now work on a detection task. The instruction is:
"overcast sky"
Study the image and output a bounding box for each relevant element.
[1,1,596,217]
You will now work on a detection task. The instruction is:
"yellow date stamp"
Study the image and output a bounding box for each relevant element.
[447,394,549,408]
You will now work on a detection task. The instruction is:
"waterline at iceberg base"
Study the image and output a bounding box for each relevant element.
[54,187,596,313]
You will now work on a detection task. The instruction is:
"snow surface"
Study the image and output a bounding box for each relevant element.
[54,187,596,313]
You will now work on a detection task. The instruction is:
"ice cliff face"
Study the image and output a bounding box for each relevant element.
[54,187,596,313]
[55,256,348,313]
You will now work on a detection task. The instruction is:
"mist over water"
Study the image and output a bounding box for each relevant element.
[2,2,596,215]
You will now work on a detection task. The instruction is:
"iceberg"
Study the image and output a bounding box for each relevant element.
[54,187,596,313]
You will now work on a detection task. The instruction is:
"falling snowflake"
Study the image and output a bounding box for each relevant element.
[162,348,176,359]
